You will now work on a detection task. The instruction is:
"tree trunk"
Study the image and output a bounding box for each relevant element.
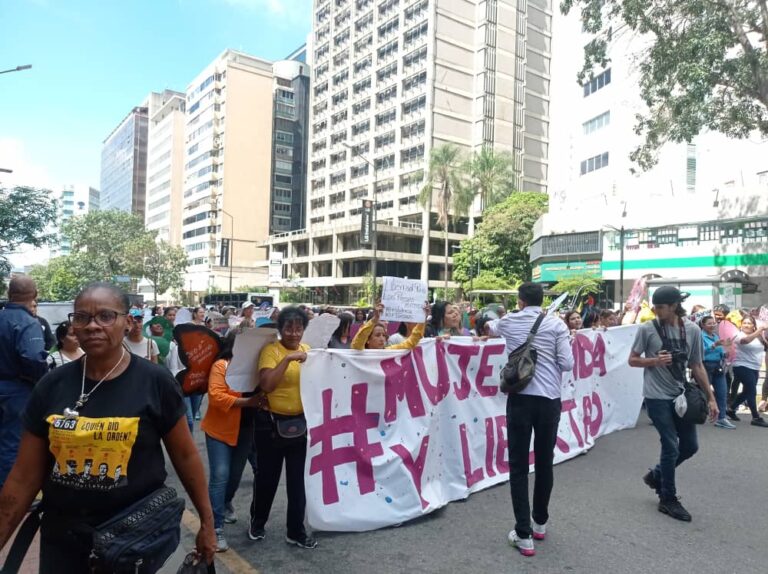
[444,226,449,298]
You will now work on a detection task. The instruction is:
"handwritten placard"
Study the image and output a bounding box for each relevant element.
[173,324,223,395]
[302,314,341,349]
[226,328,279,392]
[380,276,428,323]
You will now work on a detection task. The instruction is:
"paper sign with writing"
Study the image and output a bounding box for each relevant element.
[173,324,222,395]
[380,276,428,323]
[302,314,341,349]
[175,308,193,325]
[226,328,279,392]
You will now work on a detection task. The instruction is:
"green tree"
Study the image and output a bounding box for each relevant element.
[28,256,85,301]
[464,147,516,211]
[550,274,603,296]
[0,186,57,293]
[62,210,150,284]
[419,144,473,294]
[140,240,189,304]
[562,0,768,170]
[452,192,548,284]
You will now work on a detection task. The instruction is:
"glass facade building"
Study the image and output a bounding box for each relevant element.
[100,106,149,217]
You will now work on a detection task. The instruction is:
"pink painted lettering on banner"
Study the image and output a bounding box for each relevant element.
[308,383,384,505]
[572,333,607,380]
[446,343,480,400]
[380,354,426,423]
[474,344,505,397]
[494,414,509,473]
[562,398,584,448]
[391,435,430,509]
[412,343,450,406]
[583,392,603,438]
[459,423,483,488]
[484,418,496,478]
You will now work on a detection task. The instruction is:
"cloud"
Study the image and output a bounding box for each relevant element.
[0,138,54,190]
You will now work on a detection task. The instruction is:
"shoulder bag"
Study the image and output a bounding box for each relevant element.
[89,486,185,573]
[651,320,709,425]
[499,313,545,395]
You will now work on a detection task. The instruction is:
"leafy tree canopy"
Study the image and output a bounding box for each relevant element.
[0,186,57,290]
[550,274,603,296]
[453,192,548,285]
[139,239,189,304]
[562,0,768,169]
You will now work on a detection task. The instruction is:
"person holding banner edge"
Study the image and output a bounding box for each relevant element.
[629,286,718,522]
[248,306,316,549]
[486,282,574,558]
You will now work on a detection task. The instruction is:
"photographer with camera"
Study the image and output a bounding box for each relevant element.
[629,286,717,522]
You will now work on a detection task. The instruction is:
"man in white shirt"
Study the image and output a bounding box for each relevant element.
[487,282,574,558]
[124,309,159,363]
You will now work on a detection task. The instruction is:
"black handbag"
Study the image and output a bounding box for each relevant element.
[90,486,185,573]
[499,313,544,395]
[679,379,709,425]
[176,552,216,574]
[270,411,307,439]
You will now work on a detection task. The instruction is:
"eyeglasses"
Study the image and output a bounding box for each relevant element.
[68,311,127,328]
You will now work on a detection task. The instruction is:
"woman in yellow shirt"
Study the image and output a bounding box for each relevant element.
[351,302,429,350]
[248,307,316,549]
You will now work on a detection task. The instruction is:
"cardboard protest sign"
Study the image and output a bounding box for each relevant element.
[173,324,222,395]
[226,328,278,392]
[302,314,341,349]
[380,276,428,323]
[175,307,193,325]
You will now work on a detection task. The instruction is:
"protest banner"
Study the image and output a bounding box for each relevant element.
[173,324,222,395]
[300,325,643,532]
[226,328,278,392]
[380,276,428,323]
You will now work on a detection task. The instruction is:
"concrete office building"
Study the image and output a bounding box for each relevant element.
[144,90,186,245]
[100,106,149,217]
[181,49,311,294]
[268,0,553,303]
[531,8,768,308]
[52,184,100,257]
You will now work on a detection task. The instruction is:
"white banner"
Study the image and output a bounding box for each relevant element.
[300,325,643,532]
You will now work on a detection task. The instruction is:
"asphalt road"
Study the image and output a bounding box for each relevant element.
[166,405,767,574]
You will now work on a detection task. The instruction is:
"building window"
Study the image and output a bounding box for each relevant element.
[375,108,397,127]
[331,130,347,145]
[350,185,368,199]
[686,144,696,192]
[275,131,294,144]
[330,170,347,185]
[374,154,395,171]
[351,163,369,178]
[744,219,768,242]
[375,130,395,149]
[330,150,347,166]
[354,55,372,75]
[353,98,371,115]
[582,111,610,135]
[354,34,373,55]
[379,0,399,17]
[331,110,348,126]
[402,94,426,116]
[579,151,609,175]
[403,45,427,69]
[402,70,427,92]
[401,143,424,164]
[352,119,371,136]
[401,119,425,139]
[377,39,398,62]
[353,76,372,94]
[378,16,399,39]
[376,84,397,104]
[311,197,326,209]
[758,170,768,186]
[583,68,611,97]
[698,223,721,242]
[333,70,349,86]
[312,139,327,153]
[377,61,398,82]
[403,20,428,47]
[355,11,373,33]
[332,90,349,107]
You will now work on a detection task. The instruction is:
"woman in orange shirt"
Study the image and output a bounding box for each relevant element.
[202,334,263,553]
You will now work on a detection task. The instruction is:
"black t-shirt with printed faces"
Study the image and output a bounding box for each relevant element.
[22,354,186,524]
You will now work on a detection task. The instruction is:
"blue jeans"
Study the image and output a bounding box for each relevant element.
[205,418,253,529]
[704,361,728,421]
[645,398,699,501]
[185,394,204,432]
[0,381,32,488]
[732,366,760,418]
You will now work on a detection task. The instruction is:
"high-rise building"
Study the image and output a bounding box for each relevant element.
[531,7,768,308]
[100,106,149,217]
[268,0,553,303]
[181,49,311,294]
[52,184,100,257]
[144,90,186,245]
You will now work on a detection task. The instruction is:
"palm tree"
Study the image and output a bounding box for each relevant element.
[465,146,516,214]
[419,144,473,295]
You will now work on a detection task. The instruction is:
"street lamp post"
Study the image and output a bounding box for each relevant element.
[604,224,626,308]
[221,209,234,295]
[0,65,32,75]
[343,142,378,302]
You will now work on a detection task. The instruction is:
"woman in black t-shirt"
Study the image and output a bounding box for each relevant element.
[0,282,216,572]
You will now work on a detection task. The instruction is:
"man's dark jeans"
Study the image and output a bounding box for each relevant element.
[507,393,561,539]
[645,398,699,500]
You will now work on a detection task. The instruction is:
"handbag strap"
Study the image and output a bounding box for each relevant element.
[1,508,43,574]
[525,313,545,345]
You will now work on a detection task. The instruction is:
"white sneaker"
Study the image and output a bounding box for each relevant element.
[215,528,229,552]
[532,520,546,540]
[714,418,736,429]
[508,529,535,557]
[224,502,237,524]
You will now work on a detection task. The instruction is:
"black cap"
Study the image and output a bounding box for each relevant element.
[652,286,689,305]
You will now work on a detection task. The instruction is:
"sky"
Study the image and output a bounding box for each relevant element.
[0,0,312,190]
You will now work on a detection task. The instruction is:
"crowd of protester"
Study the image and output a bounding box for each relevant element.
[1,276,766,569]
